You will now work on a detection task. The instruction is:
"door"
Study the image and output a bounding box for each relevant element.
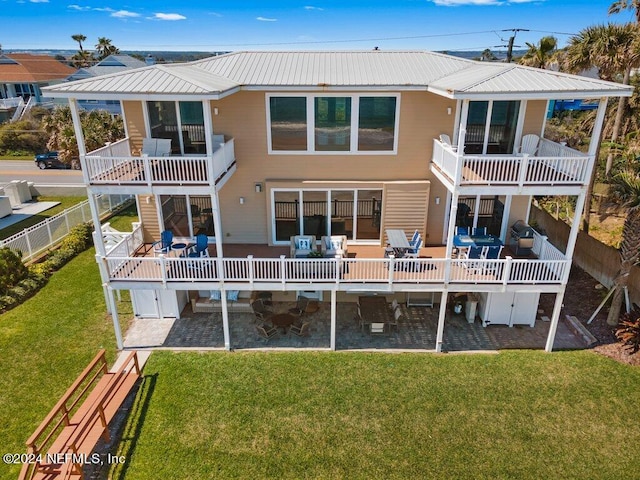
[465,101,520,154]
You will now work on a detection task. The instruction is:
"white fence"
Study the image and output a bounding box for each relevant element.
[0,194,133,262]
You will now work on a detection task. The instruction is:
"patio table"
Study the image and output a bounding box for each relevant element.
[271,312,297,333]
[358,296,389,332]
[386,229,410,257]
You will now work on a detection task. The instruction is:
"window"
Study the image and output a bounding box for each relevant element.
[315,97,351,151]
[465,100,520,154]
[270,97,307,150]
[268,94,399,154]
[358,97,396,151]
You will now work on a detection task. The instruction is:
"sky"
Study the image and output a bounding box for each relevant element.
[0,0,637,53]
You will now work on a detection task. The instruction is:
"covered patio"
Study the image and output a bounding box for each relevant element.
[122,298,590,352]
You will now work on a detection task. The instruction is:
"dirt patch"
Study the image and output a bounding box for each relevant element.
[540,265,639,366]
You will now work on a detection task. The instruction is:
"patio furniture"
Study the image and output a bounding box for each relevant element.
[142,137,172,156]
[271,312,297,333]
[320,235,348,258]
[403,237,423,258]
[461,245,484,270]
[251,299,273,323]
[359,296,389,332]
[482,245,503,260]
[388,307,403,332]
[409,230,421,246]
[455,226,469,236]
[290,321,311,337]
[152,230,173,255]
[439,133,458,152]
[288,296,310,317]
[290,235,316,258]
[519,134,540,156]
[256,323,278,340]
[472,226,487,236]
[188,233,209,258]
[370,322,386,334]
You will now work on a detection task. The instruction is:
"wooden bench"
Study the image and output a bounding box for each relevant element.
[19,350,141,480]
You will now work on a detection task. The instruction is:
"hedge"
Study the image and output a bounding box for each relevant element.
[0,223,94,312]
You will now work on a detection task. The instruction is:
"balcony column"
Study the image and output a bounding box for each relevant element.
[210,190,223,257]
[202,100,215,159]
[545,285,566,352]
[435,290,448,352]
[444,193,459,259]
[330,290,337,351]
[220,287,231,350]
[107,286,124,350]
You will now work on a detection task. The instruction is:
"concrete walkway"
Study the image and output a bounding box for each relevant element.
[122,300,588,353]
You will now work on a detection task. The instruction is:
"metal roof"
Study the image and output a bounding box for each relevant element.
[43,50,633,100]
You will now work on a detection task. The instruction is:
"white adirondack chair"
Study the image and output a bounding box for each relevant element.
[519,134,540,156]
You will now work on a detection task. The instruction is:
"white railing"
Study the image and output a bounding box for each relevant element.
[0,194,133,262]
[103,254,569,287]
[103,222,144,257]
[0,97,22,109]
[431,139,591,186]
[83,137,236,186]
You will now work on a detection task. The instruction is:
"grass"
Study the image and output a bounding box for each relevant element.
[110,351,640,480]
[0,196,87,240]
[106,202,139,232]
[0,249,128,480]
[0,155,32,161]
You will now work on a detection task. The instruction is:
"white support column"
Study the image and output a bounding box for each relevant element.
[87,189,106,257]
[220,287,231,350]
[435,290,448,352]
[445,193,459,259]
[203,100,215,156]
[211,190,224,257]
[330,290,337,351]
[500,195,513,243]
[107,286,124,350]
[588,98,609,157]
[564,193,586,264]
[68,98,86,157]
[545,285,566,352]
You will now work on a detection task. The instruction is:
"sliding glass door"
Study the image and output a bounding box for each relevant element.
[272,188,382,244]
[465,100,520,155]
[160,194,215,238]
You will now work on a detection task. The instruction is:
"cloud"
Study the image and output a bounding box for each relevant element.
[153,13,187,21]
[111,10,140,18]
[304,5,324,10]
[256,16,277,21]
[431,0,540,4]
[67,4,89,10]
[68,5,115,12]
[30,0,49,3]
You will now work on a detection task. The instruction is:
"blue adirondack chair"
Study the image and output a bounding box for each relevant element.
[188,233,209,258]
[152,230,173,255]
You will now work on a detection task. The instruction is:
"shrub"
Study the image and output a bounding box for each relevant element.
[615,306,640,354]
[0,223,94,313]
[0,248,29,296]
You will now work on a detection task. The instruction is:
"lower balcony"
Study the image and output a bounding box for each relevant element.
[101,226,569,289]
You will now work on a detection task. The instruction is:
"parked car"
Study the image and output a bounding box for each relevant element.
[34,151,79,169]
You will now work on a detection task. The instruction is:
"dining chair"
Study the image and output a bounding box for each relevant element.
[455,226,469,236]
[370,322,386,334]
[404,237,422,258]
[152,230,173,256]
[256,323,278,341]
[188,233,209,258]
[288,296,309,317]
[290,321,311,337]
[251,299,273,324]
[472,226,488,236]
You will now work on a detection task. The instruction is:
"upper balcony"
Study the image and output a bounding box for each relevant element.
[431,136,591,194]
[82,136,235,191]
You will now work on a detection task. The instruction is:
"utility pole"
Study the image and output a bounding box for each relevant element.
[496,28,529,63]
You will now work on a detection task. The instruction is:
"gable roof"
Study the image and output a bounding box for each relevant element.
[0,53,75,82]
[43,50,633,100]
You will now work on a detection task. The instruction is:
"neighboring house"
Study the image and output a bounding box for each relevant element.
[0,53,75,104]
[66,54,147,115]
[43,50,632,352]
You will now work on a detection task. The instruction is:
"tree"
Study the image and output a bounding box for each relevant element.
[564,23,640,175]
[71,34,87,52]
[605,167,640,326]
[609,0,640,22]
[70,49,94,68]
[519,36,558,69]
[95,37,120,60]
[480,49,497,61]
[41,106,124,165]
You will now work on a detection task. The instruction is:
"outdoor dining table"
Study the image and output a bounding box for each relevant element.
[358,296,390,332]
[270,312,297,333]
[385,229,410,257]
[453,234,503,248]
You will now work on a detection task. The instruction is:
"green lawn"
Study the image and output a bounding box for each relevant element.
[0,249,125,480]
[0,196,87,240]
[110,350,640,480]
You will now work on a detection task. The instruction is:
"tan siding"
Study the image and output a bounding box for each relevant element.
[380,182,430,247]
[137,195,160,242]
[522,100,547,135]
[210,91,450,244]
[123,101,145,154]
[508,195,531,230]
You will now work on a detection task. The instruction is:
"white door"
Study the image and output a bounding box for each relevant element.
[131,290,160,318]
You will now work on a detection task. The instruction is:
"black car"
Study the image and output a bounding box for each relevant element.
[34,151,74,169]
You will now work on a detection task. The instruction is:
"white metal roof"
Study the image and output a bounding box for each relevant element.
[43,50,633,100]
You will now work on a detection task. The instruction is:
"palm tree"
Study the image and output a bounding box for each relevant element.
[564,23,640,175]
[71,34,87,52]
[519,36,557,69]
[95,37,120,60]
[605,168,640,325]
[609,0,640,22]
[70,49,94,68]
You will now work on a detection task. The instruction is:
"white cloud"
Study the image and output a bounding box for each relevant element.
[153,13,187,21]
[111,10,140,18]
[256,16,277,22]
[30,0,49,3]
[67,4,88,10]
[431,0,540,5]
[304,5,324,10]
